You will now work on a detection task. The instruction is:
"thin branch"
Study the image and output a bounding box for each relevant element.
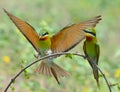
[91,62,112,92]
[110,82,120,87]
[4,52,111,92]
[4,52,85,92]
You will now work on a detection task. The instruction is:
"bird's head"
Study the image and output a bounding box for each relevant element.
[84,29,96,37]
[39,32,49,40]
[83,29,96,41]
[41,32,49,37]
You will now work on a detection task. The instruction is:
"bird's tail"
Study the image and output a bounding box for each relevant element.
[35,61,69,84]
[93,68,99,87]
[88,61,99,87]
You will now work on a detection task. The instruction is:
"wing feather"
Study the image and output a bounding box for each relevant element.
[4,9,40,52]
[51,16,101,52]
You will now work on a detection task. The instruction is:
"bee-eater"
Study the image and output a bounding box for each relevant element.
[4,9,101,84]
[83,28,100,86]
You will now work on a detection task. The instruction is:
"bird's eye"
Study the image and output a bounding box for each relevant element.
[42,32,49,36]
[84,30,96,37]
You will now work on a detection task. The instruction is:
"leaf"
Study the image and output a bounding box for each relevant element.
[117,85,120,91]
[65,53,73,59]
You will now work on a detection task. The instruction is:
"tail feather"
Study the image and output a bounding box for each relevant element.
[88,61,99,87]
[52,63,70,77]
[51,67,60,84]
[36,62,52,76]
[93,69,99,87]
[35,61,69,84]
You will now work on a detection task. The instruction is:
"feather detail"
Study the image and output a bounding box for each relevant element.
[4,9,40,52]
[51,16,101,53]
[35,61,70,84]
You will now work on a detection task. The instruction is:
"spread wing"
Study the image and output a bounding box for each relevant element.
[4,9,40,52]
[51,16,101,53]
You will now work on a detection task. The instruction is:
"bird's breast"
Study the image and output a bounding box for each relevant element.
[38,36,51,49]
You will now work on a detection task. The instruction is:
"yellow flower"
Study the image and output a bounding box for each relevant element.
[83,86,88,92]
[115,69,120,77]
[2,56,10,63]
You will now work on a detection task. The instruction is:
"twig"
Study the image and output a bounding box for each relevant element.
[4,52,111,92]
[4,52,85,92]
[92,62,112,92]
[110,82,120,87]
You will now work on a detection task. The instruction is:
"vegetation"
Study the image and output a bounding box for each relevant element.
[0,0,120,92]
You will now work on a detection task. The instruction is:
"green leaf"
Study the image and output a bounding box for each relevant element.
[117,85,120,91]
[10,85,15,92]
[65,54,73,59]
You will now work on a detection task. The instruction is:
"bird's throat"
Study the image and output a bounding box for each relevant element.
[40,35,49,40]
[86,36,93,41]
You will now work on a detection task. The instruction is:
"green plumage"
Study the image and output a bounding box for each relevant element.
[83,29,100,86]
[38,36,51,56]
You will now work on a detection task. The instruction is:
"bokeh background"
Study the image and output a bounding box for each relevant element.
[0,0,120,92]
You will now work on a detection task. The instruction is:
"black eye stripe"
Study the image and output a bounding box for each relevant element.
[42,32,49,36]
[83,30,96,36]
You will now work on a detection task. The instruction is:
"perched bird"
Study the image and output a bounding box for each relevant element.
[4,9,101,84]
[83,28,100,86]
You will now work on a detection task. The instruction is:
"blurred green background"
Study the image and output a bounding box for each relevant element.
[0,0,120,92]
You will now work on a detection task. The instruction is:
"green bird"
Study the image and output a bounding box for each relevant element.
[83,28,100,86]
[4,9,101,84]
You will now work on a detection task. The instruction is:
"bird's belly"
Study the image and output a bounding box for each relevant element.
[45,50,53,55]
[41,49,53,66]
